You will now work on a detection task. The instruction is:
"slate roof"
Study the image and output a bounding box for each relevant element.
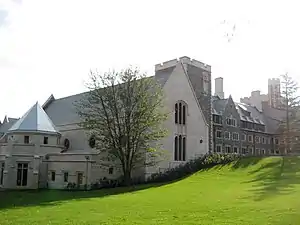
[8,102,59,134]
[212,96,286,134]
[0,117,18,134]
[43,74,173,126]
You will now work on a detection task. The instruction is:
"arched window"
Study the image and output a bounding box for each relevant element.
[179,135,182,160]
[175,103,178,124]
[182,105,186,125]
[182,137,186,161]
[174,136,178,161]
[174,101,187,125]
[179,103,182,124]
[174,135,186,161]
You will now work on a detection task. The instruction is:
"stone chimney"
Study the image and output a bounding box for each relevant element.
[214,77,224,99]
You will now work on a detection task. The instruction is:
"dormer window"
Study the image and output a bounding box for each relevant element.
[175,101,187,125]
[24,136,29,144]
[43,137,49,144]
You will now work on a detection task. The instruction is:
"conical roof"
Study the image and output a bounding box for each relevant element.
[8,102,59,134]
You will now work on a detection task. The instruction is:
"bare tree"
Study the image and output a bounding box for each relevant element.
[75,67,168,185]
[277,73,300,154]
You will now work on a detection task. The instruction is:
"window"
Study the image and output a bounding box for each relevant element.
[175,101,187,125]
[213,115,222,124]
[216,130,222,138]
[225,145,232,153]
[43,137,48,144]
[241,134,246,141]
[232,132,239,141]
[24,136,29,144]
[216,145,222,153]
[249,147,254,155]
[224,131,230,140]
[16,163,28,186]
[64,172,68,182]
[109,167,114,174]
[256,148,260,155]
[248,135,253,142]
[275,138,279,145]
[255,136,260,143]
[261,149,265,155]
[0,162,4,185]
[226,118,236,127]
[233,146,239,153]
[77,172,83,185]
[241,147,247,154]
[174,135,186,161]
[262,137,266,144]
[51,171,56,181]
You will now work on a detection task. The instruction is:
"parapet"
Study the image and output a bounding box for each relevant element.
[268,78,280,85]
[155,56,211,72]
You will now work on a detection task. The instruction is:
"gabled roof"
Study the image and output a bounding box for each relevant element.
[0,117,18,134]
[8,102,59,134]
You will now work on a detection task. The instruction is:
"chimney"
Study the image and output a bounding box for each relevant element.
[214,77,224,99]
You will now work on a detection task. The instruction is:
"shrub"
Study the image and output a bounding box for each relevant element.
[146,153,240,183]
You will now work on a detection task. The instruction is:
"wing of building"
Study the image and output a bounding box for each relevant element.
[0,56,213,190]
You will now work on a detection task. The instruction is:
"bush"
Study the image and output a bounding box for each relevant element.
[146,153,240,183]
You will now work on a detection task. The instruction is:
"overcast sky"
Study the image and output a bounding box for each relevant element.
[0,0,299,120]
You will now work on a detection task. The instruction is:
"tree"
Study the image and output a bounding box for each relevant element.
[277,73,300,154]
[75,67,168,185]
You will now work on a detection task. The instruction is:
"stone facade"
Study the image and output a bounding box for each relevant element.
[0,56,211,190]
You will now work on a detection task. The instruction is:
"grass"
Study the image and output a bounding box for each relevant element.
[1,156,300,224]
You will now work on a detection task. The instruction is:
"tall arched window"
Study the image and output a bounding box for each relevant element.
[182,105,186,125]
[174,135,186,161]
[179,135,182,160]
[179,103,182,124]
[175,103,178,124]
[174,136,178,161]
[174,101,187,125]
[182,137,186,161]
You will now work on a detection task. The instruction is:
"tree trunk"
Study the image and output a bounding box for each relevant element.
[123,169,131,186]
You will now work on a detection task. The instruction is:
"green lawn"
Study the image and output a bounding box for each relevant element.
[1,156,300,225]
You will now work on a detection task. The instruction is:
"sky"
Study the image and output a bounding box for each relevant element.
[0,0,300,120]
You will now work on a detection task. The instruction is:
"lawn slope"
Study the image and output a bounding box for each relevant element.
[1,156,300,225]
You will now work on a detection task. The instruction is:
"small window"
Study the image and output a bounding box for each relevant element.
[225,145,232,153]
[256,148,260,155]
[77,172,83,185]
[248,135,253,142]
[216,145,222,153]
[255,136,260,143]
[233,146,238,153]
[64,172,68,182]
[0,162,4,185]
[108,167,114,174]
[261,149,265,155]
[24,136,29,144]
[224,131,230,140]
[241,134,246,141]
[275,138,279,145]
[43,137,48,144]
[241,147,247,154]
[216,130,222,138]
[51,171,55,181]
[232,132,239,141]
[262,137,266,144]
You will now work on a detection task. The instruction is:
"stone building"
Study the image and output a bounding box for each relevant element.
[0,56,211,189]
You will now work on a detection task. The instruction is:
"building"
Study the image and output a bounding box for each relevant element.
[268,78,281,109]
[240,78,283,110]
[0,56,287,190]
[0,56,211,190]
[212,79,285,155]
